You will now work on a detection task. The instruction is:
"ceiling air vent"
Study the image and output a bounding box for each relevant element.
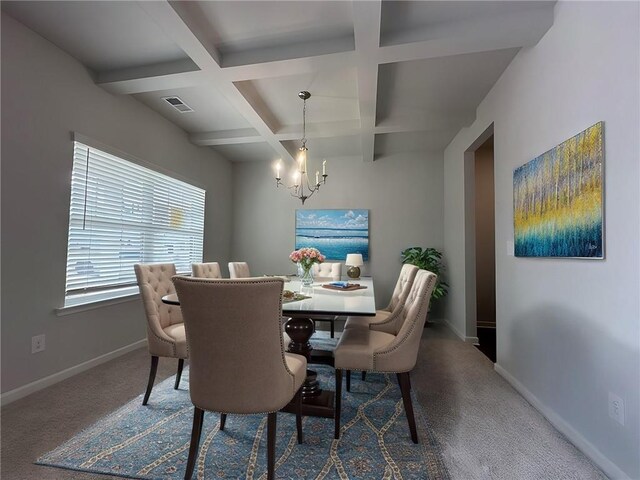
[162,96,193,113]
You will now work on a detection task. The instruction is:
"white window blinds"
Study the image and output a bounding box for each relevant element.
[64,142,205,304]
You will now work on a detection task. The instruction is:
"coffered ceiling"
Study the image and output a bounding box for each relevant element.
[2,1,555,164]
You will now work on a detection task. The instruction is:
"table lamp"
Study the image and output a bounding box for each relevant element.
[345,253,364,279]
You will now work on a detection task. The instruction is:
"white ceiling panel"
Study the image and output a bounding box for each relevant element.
[133,85,252,134]
[238,68,359,128]
[187,1,354,66]
[377,48,519,122]
[1,1,188,72]
[381,1,553,46]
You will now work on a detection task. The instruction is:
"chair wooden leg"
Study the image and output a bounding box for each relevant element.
[294,387,303,444]
[142,356,159,405]
[398,372,418,444]
[361,371,366,381]
[184,407,204,480]
[267,412,277,480]
[220,413,227,431]
[175,358,184,390]
[396,372,412,391]
[334,369,342,439]
[346,370,351,392]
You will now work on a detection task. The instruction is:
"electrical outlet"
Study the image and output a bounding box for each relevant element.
[608,392,625,426]
[31,334,45,354]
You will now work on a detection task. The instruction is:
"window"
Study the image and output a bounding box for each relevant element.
[64,141,205,307]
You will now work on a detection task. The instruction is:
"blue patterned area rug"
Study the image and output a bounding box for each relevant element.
[37,338,449,480]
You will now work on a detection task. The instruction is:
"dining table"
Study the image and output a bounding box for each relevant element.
[280,277,376,418]
[162,276,377,418]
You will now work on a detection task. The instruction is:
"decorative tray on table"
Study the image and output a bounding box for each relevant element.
[321,282,368,292]
[282,290,311,303]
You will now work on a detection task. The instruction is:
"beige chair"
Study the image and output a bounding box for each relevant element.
[191,262,221,278]
[228,261,251,278]
[344,263,419,332]
[134,263,187,405]
[333,269,437,443]
[344,264,419,380]
[311,262,341,281]
[308,262,342,337]
[172,276,307,480]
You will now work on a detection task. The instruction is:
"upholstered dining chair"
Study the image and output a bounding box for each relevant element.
[343,263,419,332]
[307,263,343,337]
[311,262,341,281]
[343,263,419,381]
[191,262,221,278]
[228,261,251,278]
[172,276,307,480]
[333,269,437,443]
[134,263,187,405]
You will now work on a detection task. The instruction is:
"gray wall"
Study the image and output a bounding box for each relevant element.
[1,14,233,393]
[230,152,444,313]
[443,2,639,478]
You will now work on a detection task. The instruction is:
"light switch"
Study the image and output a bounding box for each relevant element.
[507,240,514,256]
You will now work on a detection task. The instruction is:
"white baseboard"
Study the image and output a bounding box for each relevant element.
[495,363,630,480]
[441,319,479,343]
[1,339,147,407]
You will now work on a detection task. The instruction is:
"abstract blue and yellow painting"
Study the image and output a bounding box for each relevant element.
[513,122,604,258]
[296,209,369,261]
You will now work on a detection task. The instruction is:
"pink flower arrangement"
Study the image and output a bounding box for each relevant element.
[289,247,326,271]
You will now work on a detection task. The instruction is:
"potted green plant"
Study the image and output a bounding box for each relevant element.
[400,247,449,308]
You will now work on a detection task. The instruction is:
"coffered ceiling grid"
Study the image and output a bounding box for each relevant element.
[3,0,555,162]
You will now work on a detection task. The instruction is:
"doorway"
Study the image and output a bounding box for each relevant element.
[472,134,496,361]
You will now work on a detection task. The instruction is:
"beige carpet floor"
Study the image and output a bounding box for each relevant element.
[1,323,607,479]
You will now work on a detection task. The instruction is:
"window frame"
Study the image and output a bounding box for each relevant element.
[60,134,206,310]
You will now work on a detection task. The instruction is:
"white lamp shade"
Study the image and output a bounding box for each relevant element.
[345,253,364,266]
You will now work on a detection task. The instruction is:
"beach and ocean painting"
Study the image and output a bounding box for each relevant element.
[295,209,369,261]
[513,122,604,258]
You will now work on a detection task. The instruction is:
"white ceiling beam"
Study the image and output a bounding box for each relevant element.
[135,1,294,163]
[97,50,357,94]
[222,50,356,82]
[190,129,263,146]
[352,0,382,163]
[275,120,361,141]
[191,120,362,146]
[137,1,220,69]
[98,69,209,95]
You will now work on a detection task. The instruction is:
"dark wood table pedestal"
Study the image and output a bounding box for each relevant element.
[282,316,335,418]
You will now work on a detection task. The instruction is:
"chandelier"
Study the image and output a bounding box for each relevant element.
[275,91,327,204]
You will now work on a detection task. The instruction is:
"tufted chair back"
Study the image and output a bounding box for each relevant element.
[228,262,251,279]
[373,270,437,372]
[311,262,341,281]
[173,276,301,414]
[134,263,185,357]
[385,264,419,312]
[192,262,222,278]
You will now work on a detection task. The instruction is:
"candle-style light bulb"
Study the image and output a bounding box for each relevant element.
[275,161,281,179]
[315,171,319,185]
[322,159,326,175]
